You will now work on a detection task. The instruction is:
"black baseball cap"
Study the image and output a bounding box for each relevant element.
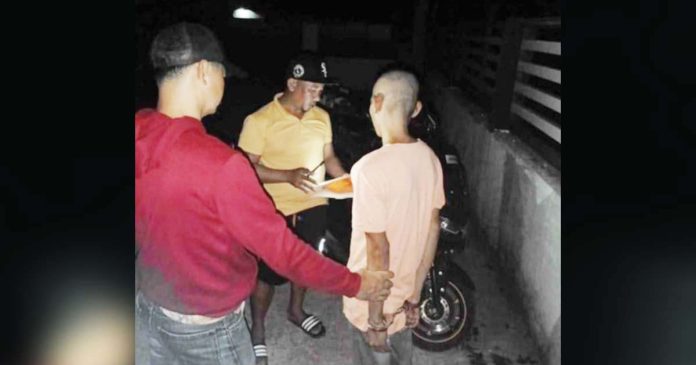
[149,22,246,78]
[285,52,338,85]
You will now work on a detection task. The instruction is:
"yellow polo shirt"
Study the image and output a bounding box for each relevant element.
[238,93,331,215]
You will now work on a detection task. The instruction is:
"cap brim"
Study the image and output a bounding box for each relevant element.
[293,76,340,85]
[222,60,249,79]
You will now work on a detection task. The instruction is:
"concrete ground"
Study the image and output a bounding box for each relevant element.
[244,235,542,365]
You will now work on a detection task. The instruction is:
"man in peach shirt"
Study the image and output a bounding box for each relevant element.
[343,68,445,364]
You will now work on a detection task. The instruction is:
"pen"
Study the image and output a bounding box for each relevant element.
[308,160,325,175]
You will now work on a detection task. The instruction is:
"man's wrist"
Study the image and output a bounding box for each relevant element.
[368,316,388,330]
[350,271,362,298]
[367,325,389,332]
[403,300,419,310]
[368,315,384,325]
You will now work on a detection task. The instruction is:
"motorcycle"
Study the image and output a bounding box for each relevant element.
[408,107,476,352]
[316,87,476,352]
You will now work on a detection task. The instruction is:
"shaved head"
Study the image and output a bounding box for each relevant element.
[373,70,420,118]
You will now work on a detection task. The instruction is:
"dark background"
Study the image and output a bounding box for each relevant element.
[2,0,695,364]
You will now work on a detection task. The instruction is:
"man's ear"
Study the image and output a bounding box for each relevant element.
[195,60,209,84]
[287,78,298,92]
[411,100,423,118]
[373,93,384,113]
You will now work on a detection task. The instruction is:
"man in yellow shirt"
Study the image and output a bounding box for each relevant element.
[237,52,348,364]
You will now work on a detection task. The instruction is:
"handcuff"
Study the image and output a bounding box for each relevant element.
[367,317,390,332]
[402,300,420,312]
[367,300,420,332]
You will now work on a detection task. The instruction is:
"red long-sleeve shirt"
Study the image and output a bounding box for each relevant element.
[135,109,360,316]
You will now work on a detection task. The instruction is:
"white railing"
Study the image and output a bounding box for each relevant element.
[512,20,561,143]
[443,17,561,145]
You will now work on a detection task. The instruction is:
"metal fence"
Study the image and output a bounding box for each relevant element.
[431,17,561,146]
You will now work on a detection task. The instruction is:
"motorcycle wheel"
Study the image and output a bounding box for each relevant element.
[412,265,474,352]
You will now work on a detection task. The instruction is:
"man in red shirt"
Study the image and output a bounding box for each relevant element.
[135,22,393,365]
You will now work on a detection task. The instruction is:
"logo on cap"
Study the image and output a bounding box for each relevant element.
[293,64,305,78]
[321,62,327,78]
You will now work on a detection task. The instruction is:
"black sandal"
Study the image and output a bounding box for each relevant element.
[253,344,268,363]
[290,314,326,338]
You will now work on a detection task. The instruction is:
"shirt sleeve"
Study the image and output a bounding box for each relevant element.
[213,153,361,297]
[237,115,266,156]
[351,161,387,233]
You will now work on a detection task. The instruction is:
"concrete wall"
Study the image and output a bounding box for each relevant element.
[426,73,561,365]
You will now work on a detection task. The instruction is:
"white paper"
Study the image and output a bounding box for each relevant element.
[310,175,353,200]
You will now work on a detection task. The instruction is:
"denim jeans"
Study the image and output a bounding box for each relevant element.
[135,294,151,365]
[136,292,255,365]
[350,325,413,365]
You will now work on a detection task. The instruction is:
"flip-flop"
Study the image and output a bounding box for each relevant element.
[253,344,268,362]
[290,314,326,338]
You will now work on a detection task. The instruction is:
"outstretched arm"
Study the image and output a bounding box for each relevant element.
[214,154,393,301]
[245,152,316,193]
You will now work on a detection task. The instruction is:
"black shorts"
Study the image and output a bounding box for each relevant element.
[257,205,327,286]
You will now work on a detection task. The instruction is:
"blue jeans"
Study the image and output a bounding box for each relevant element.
[135,294,151,364]
[136,292,255,365]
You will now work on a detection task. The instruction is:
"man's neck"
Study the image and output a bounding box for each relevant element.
[278,92,305,119]
[157,85,202,120]
[380,118,416,145]
[382,130,416,145]
[157,103,202,121]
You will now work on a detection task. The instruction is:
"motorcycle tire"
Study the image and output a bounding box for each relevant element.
[412,265,475,352]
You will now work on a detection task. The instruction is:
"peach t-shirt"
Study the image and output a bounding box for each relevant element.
[343,139,445,335]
